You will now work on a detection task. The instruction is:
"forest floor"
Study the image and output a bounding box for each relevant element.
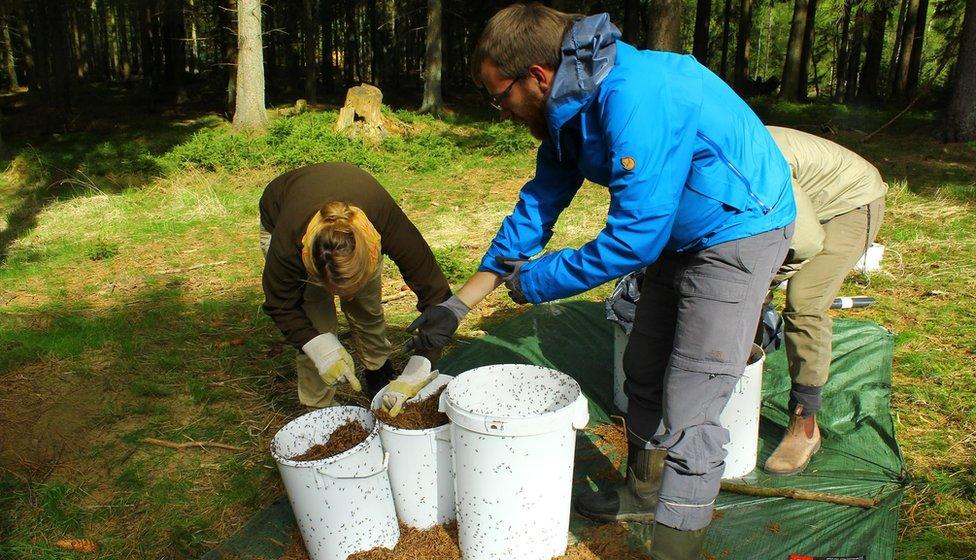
[0,86,974,559]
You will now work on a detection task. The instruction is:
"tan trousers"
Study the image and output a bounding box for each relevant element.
[783,197,885,413]
[261,227,393,407]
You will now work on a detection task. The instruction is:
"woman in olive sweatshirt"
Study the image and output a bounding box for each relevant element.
[260,163,452,411]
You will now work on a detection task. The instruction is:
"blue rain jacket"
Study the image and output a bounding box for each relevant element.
[479,14,796,304]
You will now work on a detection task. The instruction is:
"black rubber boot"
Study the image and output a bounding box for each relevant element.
[649,522,708,560]
[575,443,667,523]
[364,360,397,399]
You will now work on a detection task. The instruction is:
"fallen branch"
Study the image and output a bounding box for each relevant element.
[860,97,920,143]
[381,291,412,304]
[154,260,228,275]
[720,481,879,508]
[141,437,244,452]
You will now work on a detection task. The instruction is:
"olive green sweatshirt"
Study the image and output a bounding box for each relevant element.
[260,163,451,349]
[768,126,888,264]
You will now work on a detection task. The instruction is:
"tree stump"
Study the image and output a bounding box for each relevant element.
[334,84,388,145]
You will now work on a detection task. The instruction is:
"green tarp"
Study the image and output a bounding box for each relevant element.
[203,301,906,560]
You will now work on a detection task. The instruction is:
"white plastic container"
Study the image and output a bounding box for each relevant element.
[439,364,589,560]
[612,333,765,478]
[854,242,885,273]
[718,344,765,478]
[370,374,455,529]
[271,406,399,560]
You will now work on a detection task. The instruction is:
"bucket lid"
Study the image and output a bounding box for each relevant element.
[440,364,589,436]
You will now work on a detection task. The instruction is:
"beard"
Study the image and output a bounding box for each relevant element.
[514,88,549,141]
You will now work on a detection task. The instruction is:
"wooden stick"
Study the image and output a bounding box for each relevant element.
[141,437,244,452]
[154,260,228,275]
[860,97,920,143]
[720,481,880,508]
[381,291,412,303]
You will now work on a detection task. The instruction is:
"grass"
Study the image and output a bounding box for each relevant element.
[0,93,974,559]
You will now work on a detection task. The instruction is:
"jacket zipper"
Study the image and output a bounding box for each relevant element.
[696,132,771,214]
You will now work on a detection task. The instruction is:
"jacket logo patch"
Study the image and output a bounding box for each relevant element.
[620,156,636,171]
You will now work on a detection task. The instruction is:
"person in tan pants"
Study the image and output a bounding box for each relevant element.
[763,126,887,475]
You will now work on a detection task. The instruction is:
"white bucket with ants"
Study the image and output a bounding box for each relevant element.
[612,333,765,478]
[270,406,399,560]
[855,242,885,274]
[370,373,455,529]
[439,364,589,560]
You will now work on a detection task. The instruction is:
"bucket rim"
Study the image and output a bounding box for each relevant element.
[443,364,589,436]
[270,405,381,468]
[445,364,581,421]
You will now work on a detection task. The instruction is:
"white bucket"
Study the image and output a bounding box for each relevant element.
[854,242,885,273]
[612,333,765,478]
[270,406,399,560]
[370,374,455,529]
[439,364,589,560]
[718,344,765,478]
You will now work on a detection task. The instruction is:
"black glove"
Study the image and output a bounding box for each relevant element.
[495,256,529,304]
[406,295,469,352]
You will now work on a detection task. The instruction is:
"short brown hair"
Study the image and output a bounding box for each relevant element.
[301,202,381,298]
[470,3,579,84]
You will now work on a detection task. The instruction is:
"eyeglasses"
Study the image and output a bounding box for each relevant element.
[488,75,525,111]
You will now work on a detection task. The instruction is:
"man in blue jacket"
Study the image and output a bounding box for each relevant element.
[407,4,795,557]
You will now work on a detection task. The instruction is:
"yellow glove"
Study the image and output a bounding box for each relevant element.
[382,356,437,417]
[302,333,362,392]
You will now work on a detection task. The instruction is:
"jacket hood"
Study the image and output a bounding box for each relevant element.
[546,13,621,156]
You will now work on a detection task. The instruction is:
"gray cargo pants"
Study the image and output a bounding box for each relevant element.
[622,224,793,531]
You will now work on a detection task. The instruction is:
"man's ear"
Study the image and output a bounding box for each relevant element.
[527,64,555,94]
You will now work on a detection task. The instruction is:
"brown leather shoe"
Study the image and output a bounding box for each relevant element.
[764,405,821,475]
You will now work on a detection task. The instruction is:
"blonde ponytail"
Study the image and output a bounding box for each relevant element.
[301,202,381,297]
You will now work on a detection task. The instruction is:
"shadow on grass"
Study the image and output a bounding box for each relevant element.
[0,87,217,264]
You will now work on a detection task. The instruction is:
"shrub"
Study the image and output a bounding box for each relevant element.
[161,128,268,172]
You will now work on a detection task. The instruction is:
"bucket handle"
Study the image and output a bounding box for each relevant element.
[571,394,590,430]
[313,452,389,488]
[437,390,449,414]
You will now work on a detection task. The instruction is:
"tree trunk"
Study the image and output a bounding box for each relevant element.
[833,0,854,102]
[16,4,33,87]
[218,0,237,114]
[321,0,333,92]
[49,0,74,110]
[646,0,683,52]
[693,0,712,63]
[163,0,186,103]
[623,0,641,44]
[781,0,810,100]
[904,0,928,97]
[720,0,733,78]
[419,0,443,115]
[856,0,889,103]
[344,0,355,84]
[303,0,317,103]
[188,0,199,75]
[368,0,378,84]
[844,6,865,100]
[733,0,754,91]
[888,0,908,95]
[941,0,976,141]
[892,0,921,98]
[797,0,819,100]
[1,5,19,90]
[233,0,267,130]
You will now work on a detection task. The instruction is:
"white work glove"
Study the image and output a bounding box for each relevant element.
[382,355,438,417]
[301,333,362,392]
